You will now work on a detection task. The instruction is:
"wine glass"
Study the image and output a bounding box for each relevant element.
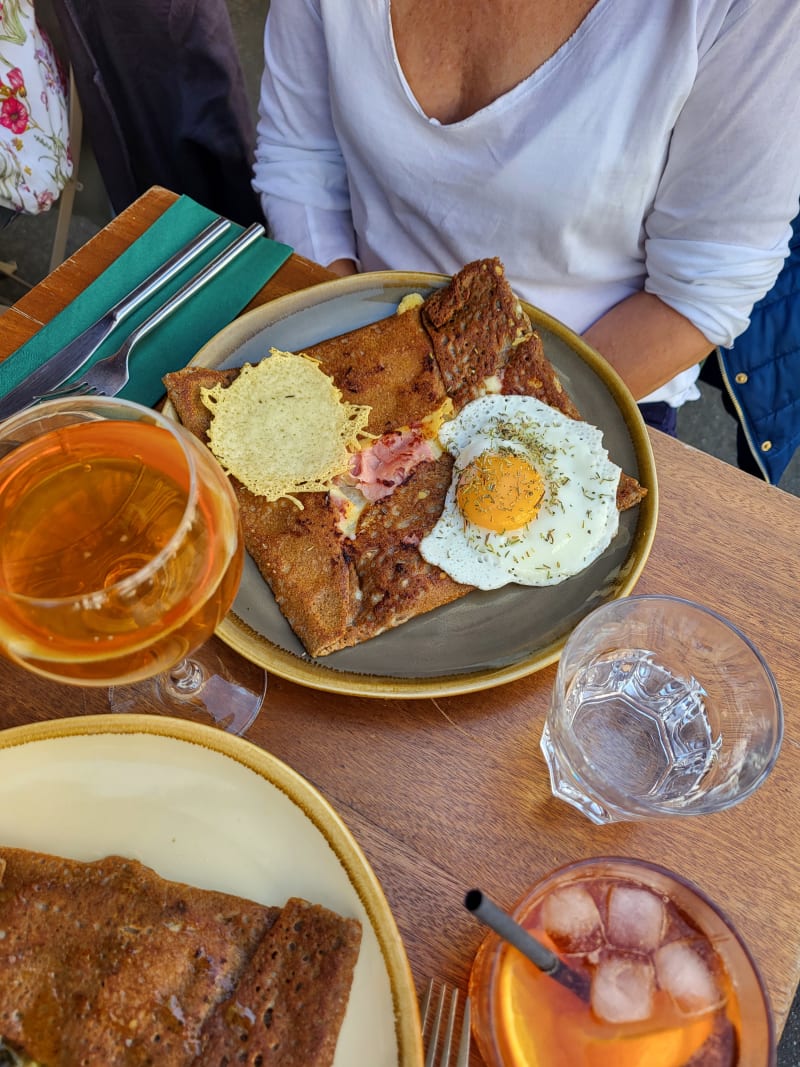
[0,395,266,734]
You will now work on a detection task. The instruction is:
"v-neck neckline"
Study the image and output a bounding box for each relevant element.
[385,0,607,128]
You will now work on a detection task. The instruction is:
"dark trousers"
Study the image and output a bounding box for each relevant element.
[638,401,677,437]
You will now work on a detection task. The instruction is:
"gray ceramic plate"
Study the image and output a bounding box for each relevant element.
[167,271,658,698]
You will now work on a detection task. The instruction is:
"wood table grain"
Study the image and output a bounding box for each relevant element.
[2,187,799,1061]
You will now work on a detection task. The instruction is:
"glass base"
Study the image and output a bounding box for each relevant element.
[109,641,266,735]
[540,723,619,825]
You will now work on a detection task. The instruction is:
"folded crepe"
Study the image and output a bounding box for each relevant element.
[0,848,361,1067]
[164,258,646,658]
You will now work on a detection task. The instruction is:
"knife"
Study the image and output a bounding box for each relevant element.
[32,221,267,404]
[0,215,231,421]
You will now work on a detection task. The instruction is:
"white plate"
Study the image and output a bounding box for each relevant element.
[167,270,658,699]
[0,715,422,1066]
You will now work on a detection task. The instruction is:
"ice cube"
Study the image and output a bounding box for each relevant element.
[591,955,655,1023]
[655,940,722,1015]
[607,884,665,951]
[541,885,602,951]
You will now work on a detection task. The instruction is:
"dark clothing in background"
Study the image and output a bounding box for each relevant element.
[698,357,765,479]
[638,401,678,438]
[50,0,264,228]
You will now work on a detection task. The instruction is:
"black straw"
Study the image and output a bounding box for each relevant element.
[464,888,591,1002]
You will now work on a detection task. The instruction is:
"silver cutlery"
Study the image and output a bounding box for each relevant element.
[39,222,265,402]
[0,215,231,421]
[421,978,471,1067]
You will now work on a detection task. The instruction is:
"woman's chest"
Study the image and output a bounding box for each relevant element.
[389,0,599,123]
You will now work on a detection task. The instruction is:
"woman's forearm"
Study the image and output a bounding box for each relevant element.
[582,291,714,400]
[326,258,359,277]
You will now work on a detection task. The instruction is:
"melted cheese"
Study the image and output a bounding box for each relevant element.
[397,292,424,314]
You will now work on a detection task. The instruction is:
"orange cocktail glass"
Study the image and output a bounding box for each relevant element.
[469,857,774,1067]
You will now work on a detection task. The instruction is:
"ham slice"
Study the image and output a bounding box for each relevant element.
[348,428,436,501]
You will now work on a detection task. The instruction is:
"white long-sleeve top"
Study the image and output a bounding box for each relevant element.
[253,0,800,405]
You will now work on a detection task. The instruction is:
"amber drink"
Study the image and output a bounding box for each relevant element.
[470,858,774,1067]
[0,411,240,685]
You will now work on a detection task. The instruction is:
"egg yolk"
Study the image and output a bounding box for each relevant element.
[456,451,545,533]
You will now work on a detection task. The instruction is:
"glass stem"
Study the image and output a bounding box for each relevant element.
[165,657,206,697]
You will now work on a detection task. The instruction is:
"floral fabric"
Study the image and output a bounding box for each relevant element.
[0,0,71,214]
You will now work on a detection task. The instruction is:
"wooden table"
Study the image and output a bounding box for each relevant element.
[2,187,799,1059]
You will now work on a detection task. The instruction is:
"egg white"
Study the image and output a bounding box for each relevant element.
[419,395,621,589]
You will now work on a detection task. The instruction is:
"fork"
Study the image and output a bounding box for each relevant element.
[37,221,265,402]
[0,215,231,421]
[421,978,471,1067]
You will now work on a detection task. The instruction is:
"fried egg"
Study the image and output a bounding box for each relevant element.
[419,395,621,589]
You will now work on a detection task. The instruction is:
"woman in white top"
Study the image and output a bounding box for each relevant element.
[253,0,800,430]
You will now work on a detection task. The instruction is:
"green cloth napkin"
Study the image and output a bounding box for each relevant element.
[0,195,292,406]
